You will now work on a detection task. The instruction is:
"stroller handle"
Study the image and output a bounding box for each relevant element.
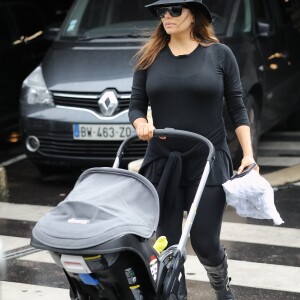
[113,128,215,168]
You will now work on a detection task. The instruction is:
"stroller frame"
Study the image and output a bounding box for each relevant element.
[31,128,215,300]
[114,129,215,299]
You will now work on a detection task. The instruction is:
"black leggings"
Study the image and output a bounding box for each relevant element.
[156,185,226,266]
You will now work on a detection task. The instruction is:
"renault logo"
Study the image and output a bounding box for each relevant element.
[98,90,118,116]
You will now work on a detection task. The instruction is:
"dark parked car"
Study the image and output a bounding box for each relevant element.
[0,0,53,140]
[20,0,300,173]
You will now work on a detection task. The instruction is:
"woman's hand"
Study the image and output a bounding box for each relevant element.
[133,118,166,141]
[237,155,260,174]
[136,122,156,141]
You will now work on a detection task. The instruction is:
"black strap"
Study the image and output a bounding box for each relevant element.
[63,269,79,300]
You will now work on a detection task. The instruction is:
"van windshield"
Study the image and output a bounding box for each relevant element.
[60,0,245,40]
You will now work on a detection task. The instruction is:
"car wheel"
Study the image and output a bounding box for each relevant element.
[232,95,259,169]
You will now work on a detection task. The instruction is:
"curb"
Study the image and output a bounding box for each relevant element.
[262,163,300,187]
[0,167,8,201]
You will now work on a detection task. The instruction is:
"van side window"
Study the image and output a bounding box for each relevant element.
[233,0,252,35]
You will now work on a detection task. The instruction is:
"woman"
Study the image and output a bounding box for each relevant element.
[129,0,259,299]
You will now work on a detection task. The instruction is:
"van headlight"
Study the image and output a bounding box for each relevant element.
[21,66,54,106]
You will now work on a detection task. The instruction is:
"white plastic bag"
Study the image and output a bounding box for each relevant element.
[222,170,284,225]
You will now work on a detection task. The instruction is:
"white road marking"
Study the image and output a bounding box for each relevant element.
[17,251,300,294]
[257,156,300,167]
[259,141,300,155]
[221,222,300,248]
[263,164,300,187]
[1,203,299,249]
[0,281,69,300]
[186,255,300,293]
[19,251,54,264]
[0,154,26,167]
[0,236,30,252]
[0,202,53,222]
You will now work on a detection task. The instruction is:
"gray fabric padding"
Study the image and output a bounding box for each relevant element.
[32,167,159,249]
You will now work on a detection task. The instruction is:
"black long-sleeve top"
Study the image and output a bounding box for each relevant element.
[129,43,250,187]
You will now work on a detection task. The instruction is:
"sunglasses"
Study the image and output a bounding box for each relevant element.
[156,5,185,18]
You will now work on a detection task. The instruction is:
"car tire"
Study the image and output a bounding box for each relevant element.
[232,95,259,169]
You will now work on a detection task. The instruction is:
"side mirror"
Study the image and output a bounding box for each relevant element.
[256,19,272,37]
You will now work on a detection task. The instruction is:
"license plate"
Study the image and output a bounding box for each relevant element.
[73,124,134,141]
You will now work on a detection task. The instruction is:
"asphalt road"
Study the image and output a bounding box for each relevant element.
[1,130,300,299]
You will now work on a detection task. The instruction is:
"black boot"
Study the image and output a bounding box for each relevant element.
[203,253,235,300]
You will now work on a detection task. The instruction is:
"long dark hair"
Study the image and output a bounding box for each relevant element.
[135,6,219,70]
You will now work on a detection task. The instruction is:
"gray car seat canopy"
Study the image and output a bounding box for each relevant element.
[32,167,160,249]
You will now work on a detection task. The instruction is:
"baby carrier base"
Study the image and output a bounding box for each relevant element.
[43,235,159,300]
[32,234,181,300]
[30,129,215,300]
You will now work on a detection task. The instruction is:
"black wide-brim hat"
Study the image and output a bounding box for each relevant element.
[145,0,212,23]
